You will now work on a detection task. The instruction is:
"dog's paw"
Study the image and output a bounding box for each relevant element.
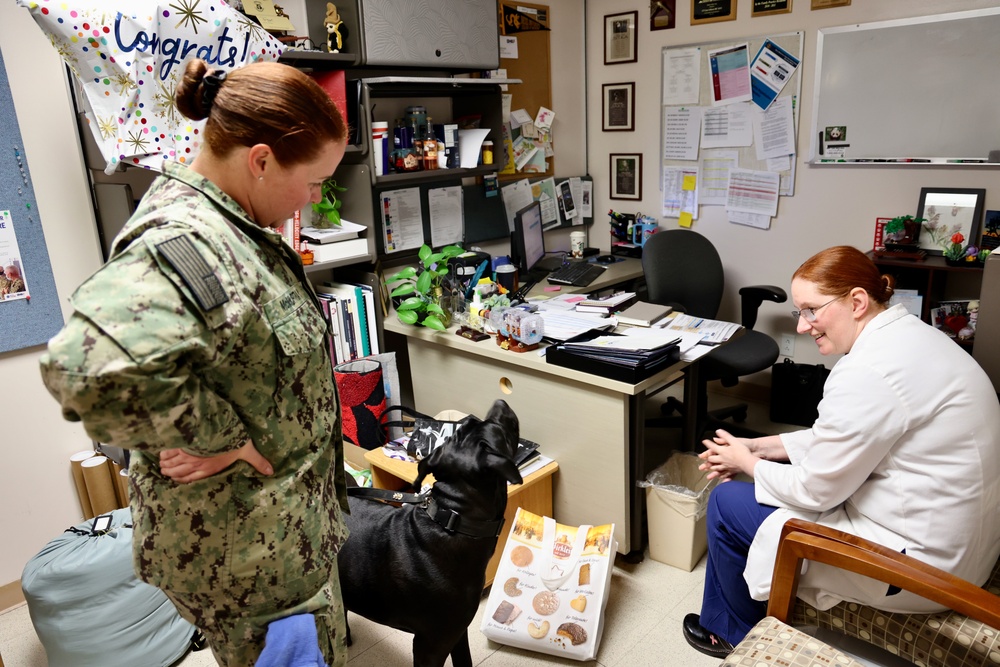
[503,576,523,597]
[526,620,550,639]
[570,595,587,612]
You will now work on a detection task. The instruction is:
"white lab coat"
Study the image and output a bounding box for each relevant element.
[746,305,1000,612]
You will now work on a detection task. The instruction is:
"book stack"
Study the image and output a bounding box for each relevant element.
[574,291,637,315]
[300,219,369,265]
[615,301,673,327]
[315,280,381,363]
[546,329,681,383]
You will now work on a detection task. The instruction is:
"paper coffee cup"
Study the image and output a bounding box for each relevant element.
[496,264,518,291]
[570,231,586,258]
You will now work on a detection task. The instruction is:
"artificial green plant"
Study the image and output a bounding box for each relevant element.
[310,178,347,228]
[385,243,465,330]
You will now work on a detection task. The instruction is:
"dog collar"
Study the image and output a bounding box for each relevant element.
[425,497,505,539]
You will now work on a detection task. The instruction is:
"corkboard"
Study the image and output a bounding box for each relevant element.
[498,1,553,181]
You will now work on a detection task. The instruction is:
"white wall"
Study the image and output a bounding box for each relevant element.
[0,3,106,585]
[586,0,1000,372]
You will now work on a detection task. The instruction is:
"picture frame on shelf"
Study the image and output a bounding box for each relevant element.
[691,0,736,25]
[610,153,642,200]
[915,187,986,256]
[602,82,635,132]
[649,0,676,31]
[931,299,977,342]
[604,11,638,65]
[873,217,891,252]
[752,0,792,17]
[982,210,1000,252]
[811,0,850,8]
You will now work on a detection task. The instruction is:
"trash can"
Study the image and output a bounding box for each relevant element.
[640,452,719,571]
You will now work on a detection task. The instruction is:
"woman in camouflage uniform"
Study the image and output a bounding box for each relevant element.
[40,58,350,667]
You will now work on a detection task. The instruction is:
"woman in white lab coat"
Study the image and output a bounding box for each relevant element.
[681,245,1000,659]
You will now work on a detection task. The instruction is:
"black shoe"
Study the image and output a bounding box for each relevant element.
[683,613,734,658]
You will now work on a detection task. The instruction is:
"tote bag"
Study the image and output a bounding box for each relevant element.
[481,508,616,661]
[769,358,830,427]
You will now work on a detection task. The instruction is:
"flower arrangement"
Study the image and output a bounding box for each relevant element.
[942,232,992,264]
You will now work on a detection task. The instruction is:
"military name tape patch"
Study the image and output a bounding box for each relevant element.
[155,235,228,311]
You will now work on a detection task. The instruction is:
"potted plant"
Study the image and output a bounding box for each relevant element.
[384,243,465,330]
[884,214,924,249]
[310,177,347,228]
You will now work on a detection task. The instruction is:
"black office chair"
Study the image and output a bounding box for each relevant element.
[643,229,786,442]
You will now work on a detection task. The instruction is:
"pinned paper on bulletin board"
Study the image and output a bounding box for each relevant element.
[15,0,284,173]
[498,0,555,181]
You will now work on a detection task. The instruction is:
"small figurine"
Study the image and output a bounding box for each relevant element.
[324,3,348,53]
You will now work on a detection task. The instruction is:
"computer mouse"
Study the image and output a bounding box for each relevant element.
[595,254,616,265]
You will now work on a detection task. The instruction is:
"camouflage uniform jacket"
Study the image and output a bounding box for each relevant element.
[40,161,349,611]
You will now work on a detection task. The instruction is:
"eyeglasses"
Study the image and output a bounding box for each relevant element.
[791,297,840,322]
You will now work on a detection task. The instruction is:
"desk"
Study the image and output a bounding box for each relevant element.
[382,269,698,555]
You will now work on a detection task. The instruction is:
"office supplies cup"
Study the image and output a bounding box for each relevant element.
[495,264,518,292]
[632,223,658,247]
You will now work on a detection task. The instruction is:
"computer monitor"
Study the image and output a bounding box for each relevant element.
[512,201,545,276]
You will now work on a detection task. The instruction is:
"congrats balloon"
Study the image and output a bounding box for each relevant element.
[17,0,283,172]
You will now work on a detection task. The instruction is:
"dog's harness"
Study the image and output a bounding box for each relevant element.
[348,487,505,538]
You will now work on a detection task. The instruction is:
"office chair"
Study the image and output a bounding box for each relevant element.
[642,229,786,443]
[721,518,1000,667]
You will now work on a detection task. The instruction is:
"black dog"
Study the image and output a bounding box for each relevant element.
[337,399,522,667]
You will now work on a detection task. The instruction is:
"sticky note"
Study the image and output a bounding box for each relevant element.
[679,212,693,228]
[682,175,697,190]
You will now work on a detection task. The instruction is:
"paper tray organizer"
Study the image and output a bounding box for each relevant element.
[544,330,680,384]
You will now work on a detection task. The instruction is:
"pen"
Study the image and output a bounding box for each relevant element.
[465,260,489,300]
[947,159,987,163]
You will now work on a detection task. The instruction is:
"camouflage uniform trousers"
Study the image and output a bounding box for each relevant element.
[164,559,348,667]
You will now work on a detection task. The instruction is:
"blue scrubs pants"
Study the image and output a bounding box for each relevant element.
[699,481,778,646]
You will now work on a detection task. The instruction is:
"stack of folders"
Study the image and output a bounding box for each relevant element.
[574,291,637,315]
[546,329,681,383]
[615,301,673,327]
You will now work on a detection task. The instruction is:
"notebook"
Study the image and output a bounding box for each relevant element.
[615,301,673,327]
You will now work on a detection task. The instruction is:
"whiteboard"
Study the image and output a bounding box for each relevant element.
[810,8,1000,164]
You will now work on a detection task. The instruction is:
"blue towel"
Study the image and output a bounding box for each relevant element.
[255,614,328,667]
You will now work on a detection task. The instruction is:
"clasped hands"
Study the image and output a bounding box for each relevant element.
[698,429,758,482]
[160,439,273,484]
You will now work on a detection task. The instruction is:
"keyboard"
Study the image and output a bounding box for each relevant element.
[546,262,607,287]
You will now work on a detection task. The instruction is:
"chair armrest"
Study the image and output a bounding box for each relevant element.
[767,518,1000,628]
[738,285,787,329]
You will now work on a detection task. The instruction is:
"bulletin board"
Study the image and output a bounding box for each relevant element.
[0,44,64,353]
[659,31,803,219]
[498,0,554,181]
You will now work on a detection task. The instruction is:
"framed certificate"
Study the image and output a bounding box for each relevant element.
[604,11,638,65]
[610,153,643,200]
[691,0,736,25]
[752,0,792,17]
[602,82,635,132]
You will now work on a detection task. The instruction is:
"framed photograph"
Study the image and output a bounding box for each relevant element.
[752,0,792,16]
[691,0,736,25]
[650,0,676,31]
[982,210,1000,251]
[604,11,638,65]
[811,0,850,8]
[602,83,635,132]
[915,187,986,255]
[610,153,643,200]
[932,300,977,341]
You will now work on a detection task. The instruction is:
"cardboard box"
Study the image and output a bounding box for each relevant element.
[645,453,718,571]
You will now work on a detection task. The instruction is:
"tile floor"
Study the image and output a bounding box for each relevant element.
[0,387,790,667]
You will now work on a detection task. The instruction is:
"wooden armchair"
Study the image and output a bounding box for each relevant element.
[722,519,1000,667]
